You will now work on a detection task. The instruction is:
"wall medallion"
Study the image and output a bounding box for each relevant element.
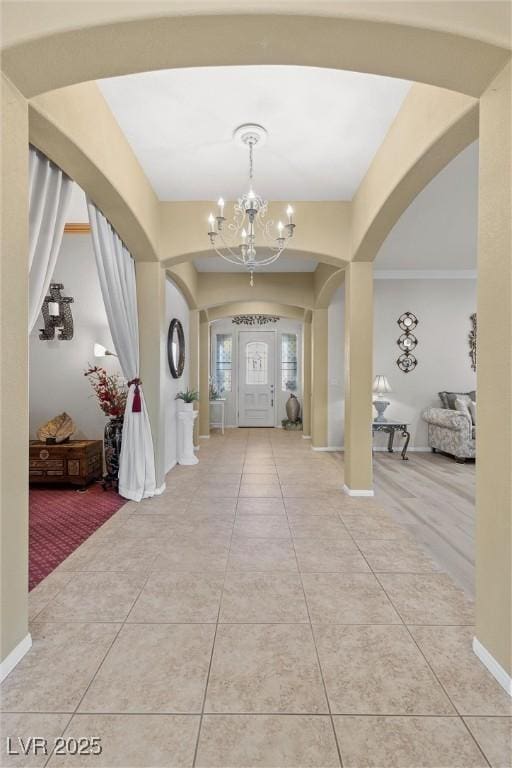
[396,312,418,373]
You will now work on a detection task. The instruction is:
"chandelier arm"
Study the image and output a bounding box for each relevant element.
[216,231,245,262]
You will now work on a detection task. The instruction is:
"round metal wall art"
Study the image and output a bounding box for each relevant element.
[396,312,418,373]
[397,332,417,352]
[167,318,185,379]
[397,352,418,373]
[397,311,418,332]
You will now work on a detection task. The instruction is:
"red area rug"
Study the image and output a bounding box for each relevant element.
[29,483,126,590]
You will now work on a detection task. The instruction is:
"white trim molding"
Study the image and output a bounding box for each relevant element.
[302,435,312,440]
[0,633,32,683]
[473,636,512,697]
[312,446,343,452]
[343,484,375,497]
[199,435,210,439]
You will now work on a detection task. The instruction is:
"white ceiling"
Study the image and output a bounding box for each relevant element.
[375,141,478,271]
[98,66,411,201]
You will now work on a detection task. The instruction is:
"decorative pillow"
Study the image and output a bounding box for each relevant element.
[469,400,476,425]
[438,391,476,410]
[454,397,472,423]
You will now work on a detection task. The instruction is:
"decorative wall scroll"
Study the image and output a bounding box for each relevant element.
[39,283,74,341]
[396,312,418,373]
[232,315,280,326]
[469,313,477,371]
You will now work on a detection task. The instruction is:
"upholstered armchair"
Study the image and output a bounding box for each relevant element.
[422,407,476,462]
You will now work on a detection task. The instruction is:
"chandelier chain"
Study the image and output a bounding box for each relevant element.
[249,141,254,181]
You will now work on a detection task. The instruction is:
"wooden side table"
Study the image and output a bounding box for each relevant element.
[209,399,226,435]
[372,421,411,460]
[29,440,103,486]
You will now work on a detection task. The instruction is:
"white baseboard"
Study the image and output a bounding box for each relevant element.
[312,446,343,452]
[0,633,32,683]
[473,636,512,697]
[199,435,210,439]
[302,435,312,440]
[330,447,431,453]
[193,445,200,451]
[343,484,375,497]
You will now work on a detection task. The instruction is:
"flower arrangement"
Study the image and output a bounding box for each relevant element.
[84,365,127,418]
[175,388,199,403]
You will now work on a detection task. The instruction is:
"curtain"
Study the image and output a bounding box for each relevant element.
[28,146,73,332]
[87,201,158,502]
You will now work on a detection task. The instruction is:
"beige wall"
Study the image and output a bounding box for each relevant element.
[161,201,350,267]
[196,272,315,312]
[311,309,328,448]
[2,10,510,98]
[3,2,510,51]
[189,310,200,447]
[475,61,512,677]
[1,2,512,684]
[30,84,160,263]
[351,83,478,263]
[137,262,167,489]
[302,318,312,438]
[344,262,373,492]
[199,319,210,437]
[0,74,29,662]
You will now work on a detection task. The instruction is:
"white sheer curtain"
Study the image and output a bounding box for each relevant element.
[28,146,72,332]
[87,201,158,502]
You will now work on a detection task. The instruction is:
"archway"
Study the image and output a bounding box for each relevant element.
[1,5,510,693]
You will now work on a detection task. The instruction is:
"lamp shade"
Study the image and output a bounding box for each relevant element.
[373,375,392,395]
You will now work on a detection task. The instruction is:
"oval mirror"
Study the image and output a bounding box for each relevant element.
[167,318,185,378]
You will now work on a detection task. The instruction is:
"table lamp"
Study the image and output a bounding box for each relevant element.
[373,375,392,422]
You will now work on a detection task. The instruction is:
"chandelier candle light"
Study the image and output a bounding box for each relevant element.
[207,124,296,286]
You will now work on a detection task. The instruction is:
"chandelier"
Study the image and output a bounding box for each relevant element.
[207,124,296,286]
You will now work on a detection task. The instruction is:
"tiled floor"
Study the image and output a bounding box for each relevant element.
[1,430,511,767]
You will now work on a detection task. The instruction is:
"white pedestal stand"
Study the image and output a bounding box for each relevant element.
[177,407,199,465]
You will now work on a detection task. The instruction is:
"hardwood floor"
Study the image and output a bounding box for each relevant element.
[371,451,476,598]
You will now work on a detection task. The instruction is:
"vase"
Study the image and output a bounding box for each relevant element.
[286,393,301,423]
[103,417,123,490]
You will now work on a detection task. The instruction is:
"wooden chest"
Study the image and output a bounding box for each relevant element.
[29,440,103,486]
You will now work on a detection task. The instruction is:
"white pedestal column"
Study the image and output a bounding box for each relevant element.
[177,408,199,465]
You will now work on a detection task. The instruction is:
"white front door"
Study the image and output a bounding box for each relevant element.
[238,331,275,427]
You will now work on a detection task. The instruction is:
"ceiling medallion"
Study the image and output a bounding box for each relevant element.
[207,123,296,286]
[231,315,280,326]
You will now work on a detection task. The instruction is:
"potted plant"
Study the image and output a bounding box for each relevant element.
[175,388,199,411]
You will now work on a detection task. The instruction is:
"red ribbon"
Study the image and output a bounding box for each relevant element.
[128,378,142,413]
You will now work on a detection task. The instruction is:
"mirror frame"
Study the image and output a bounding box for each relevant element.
[167,318,185,379]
